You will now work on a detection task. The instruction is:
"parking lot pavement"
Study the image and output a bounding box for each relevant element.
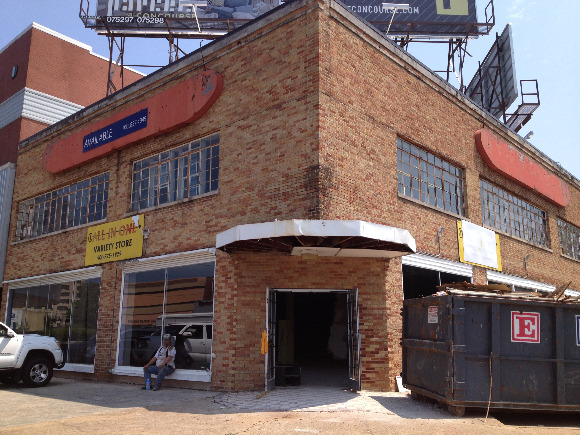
[2,378,579,434]
[0,377,217,428]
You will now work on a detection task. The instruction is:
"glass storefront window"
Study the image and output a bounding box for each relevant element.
[118,262,214,371]
[5,279,100,365]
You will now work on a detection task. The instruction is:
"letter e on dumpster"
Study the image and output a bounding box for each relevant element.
[511,311,540,343]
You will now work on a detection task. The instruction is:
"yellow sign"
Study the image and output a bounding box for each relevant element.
[85,215,144,266]
[436,0,469,16]
[457,220,502,271]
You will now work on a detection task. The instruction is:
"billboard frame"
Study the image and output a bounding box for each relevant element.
[80,0,496,39]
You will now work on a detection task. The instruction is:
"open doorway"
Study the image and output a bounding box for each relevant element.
[270,290,353,388]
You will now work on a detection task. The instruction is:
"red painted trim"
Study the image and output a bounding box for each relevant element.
[43,70,223,173]
[475,129,570,207]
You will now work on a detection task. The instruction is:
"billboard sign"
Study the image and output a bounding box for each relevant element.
[83,0,282,36]
[83,0,484,38]
[343,0,480,36]
[466,24,518,118]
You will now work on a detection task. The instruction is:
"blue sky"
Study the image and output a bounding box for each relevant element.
[2,0,579,179]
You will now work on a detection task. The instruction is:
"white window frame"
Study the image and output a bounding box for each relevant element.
[112,248,216,383]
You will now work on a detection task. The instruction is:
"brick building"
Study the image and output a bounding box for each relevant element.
[0,23,143,282]
[2,0,579,392]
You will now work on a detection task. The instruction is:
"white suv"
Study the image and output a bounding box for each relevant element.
[0,322,65,387]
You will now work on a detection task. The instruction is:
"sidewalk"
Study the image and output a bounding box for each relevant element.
[1,378,579,434]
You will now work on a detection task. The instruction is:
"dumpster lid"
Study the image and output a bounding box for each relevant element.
[436,281,580,303]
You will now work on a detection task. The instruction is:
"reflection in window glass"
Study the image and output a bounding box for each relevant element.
[69,279,100,364]
[118,269,165,367]
[8,288,29,333]
[118,262,214,371]
[6,279,100,365]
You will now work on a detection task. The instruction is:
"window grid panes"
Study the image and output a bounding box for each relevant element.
[131,133,219,211]
[397,138,465,216]
[480,179,549,248]
[16,173,109,241]
[558,218,580,260]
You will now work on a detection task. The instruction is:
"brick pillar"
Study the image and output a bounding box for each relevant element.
[472,265,488,285]
[385,256,403,391]
[211,250,239,391]
[93,262,120,381]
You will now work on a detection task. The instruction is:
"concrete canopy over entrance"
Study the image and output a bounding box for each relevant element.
[216,220,416,258]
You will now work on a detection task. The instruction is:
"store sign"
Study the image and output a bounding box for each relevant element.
[85,215,144,266]
[511,311,540,343]
[475,129,570,207]
[43,69,223,173]
[83,108,148,152]
[457,220,502,271]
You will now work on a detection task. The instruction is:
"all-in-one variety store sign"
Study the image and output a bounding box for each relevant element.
[85,215,144,266]
[43,69,223,173]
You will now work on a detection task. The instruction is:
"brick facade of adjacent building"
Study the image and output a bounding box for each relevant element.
[0,23,144,166]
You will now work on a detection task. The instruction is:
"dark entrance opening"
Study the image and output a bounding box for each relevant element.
[402,264,468,299]
[275,291,349,388]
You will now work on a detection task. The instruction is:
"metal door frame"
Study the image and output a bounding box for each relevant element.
[265,288,360,391]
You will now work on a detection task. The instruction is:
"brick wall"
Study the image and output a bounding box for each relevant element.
[318,4,580,290]
[2,0,579,392]
[212,251,400,391]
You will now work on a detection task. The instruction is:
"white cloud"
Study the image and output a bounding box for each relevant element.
[508,0,534,21]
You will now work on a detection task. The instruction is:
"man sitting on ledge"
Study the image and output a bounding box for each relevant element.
[142,333,176,391]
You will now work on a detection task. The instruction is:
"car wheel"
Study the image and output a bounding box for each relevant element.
[21,357,53,387]
[0,372,20,385]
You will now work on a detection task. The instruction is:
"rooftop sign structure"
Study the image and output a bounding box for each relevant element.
[80,0,282,38]
[80,0,494,38]
[345,0,490,37]
[464,23,540,132]
[465,24,518,119]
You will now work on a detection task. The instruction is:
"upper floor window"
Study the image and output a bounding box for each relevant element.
[16,173,109,241]
[480,179,549,248]
[397,138,465,216]
[558,218,580,260]
[131,133,219,211]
